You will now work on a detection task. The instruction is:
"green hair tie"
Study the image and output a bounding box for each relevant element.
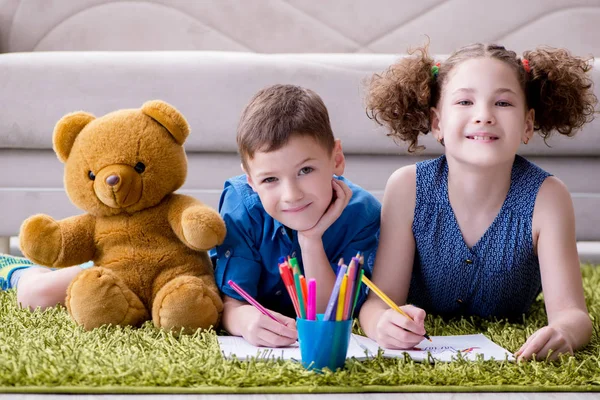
[431,62,440,78]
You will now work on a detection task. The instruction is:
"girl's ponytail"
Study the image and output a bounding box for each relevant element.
[524,47,597,138]
[365,45,438,152]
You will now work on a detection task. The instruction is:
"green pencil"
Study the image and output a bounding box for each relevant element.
[350,268,364,318]
[293,270,306,319]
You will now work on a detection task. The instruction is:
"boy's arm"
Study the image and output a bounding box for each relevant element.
[215,183,296,346]
[222,295,296,347]
[516,177,592,361]
[297,179,353,311]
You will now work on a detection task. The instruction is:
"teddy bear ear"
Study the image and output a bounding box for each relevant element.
[141,100,190,145]
[53,111,96,163]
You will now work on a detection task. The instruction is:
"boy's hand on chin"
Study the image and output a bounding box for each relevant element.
[242,308,298,348]
[298,179,353,241]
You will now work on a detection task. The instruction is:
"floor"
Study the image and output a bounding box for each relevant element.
[0,393,599,399]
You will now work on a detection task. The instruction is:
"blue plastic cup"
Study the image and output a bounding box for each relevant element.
[296,314,352,371]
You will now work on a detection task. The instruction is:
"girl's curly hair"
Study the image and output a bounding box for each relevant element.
[365,42,598,152]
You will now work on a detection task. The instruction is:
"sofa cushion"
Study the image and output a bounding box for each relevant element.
[1,52,599,156]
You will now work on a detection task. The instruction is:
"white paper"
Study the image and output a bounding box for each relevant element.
[218,335,370,361]
[353,333,515,362]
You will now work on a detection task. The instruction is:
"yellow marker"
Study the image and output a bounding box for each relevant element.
[336,274,348,321]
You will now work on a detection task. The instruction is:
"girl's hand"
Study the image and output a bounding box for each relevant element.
[298,179,352,241]
[374,305,427,350]
[515,326,574,361]
[242,308,298,347]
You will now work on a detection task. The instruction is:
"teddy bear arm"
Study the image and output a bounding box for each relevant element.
[21,213,96,268]
[167,195,226,251]
[54,214,96,267]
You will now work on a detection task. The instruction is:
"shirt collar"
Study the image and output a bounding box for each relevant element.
[271,218,287,241]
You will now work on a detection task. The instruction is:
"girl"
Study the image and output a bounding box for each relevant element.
[358,43,597,361]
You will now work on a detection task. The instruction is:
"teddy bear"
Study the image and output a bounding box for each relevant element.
[19,100,226,333]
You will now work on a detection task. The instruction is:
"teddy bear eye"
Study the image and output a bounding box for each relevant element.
[88,171,96,180]
[134,162,146,174]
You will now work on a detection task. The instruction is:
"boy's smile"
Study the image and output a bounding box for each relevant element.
[244,135,345,232]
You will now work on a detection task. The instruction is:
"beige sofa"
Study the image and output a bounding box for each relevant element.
[1,0,599,262]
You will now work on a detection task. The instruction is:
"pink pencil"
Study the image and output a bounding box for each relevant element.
[307,278,317,320]
[228,280,287,325]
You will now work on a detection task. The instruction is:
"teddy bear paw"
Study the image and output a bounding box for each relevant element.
[152,276,223,334]
[19,214,62,266]
[67,267,149,330]
[181,208,226,251]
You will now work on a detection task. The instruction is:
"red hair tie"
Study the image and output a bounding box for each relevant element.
[522,59,531,73]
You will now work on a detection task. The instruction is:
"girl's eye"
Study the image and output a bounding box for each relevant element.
[496,101,512,107]
[262,177,277,184]
[299,167,314,175]
[457,100,472,106]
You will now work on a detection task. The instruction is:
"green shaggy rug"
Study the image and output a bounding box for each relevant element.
[1,265,599,394]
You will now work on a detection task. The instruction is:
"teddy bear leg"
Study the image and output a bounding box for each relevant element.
[152,275,223,334]
[66,267,149,330]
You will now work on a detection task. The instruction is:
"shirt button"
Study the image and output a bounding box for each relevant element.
[291,251,297,258]
[275,290,283,296]
[280,227,286,236]
[457,299,464,304]
[465,259,473,264]
[224,250,231,258]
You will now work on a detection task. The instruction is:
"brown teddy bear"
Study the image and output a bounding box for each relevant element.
[19,100,226,333]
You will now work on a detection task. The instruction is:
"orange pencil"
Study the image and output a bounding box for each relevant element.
[300,275,308,311]
[280,265,300,317]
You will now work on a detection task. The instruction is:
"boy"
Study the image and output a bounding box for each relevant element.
[215,84,381,347]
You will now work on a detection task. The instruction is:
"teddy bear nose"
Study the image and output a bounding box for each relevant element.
[106,175,120,186]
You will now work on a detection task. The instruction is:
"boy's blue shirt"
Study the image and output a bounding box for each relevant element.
[211,174,381,317]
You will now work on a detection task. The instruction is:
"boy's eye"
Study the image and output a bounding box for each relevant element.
[262,177,277,184]
[299,167,313,175]
[496,101,512,107]
[457,100,472,106]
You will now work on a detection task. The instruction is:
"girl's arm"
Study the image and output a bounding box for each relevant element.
[359,165,426,349]
[517,177,592,361]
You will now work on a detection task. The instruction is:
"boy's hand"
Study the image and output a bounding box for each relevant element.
[374,305,427,350]
[515,325,573,361]
[298,178,352,241]
[242,308,298,347]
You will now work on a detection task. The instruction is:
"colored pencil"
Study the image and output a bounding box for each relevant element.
[323,264,347,321]
[336,274,348,321]
[307,278,317,320]
[228,280,286,325]
[279,265,300,317]
[300,275,308,310]
[351,268,364,317]
[342,259,357,320]
[361,275,431,341]
[293,270,306,319]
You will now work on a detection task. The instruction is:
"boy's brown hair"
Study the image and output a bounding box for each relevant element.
[237,84,335,171]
